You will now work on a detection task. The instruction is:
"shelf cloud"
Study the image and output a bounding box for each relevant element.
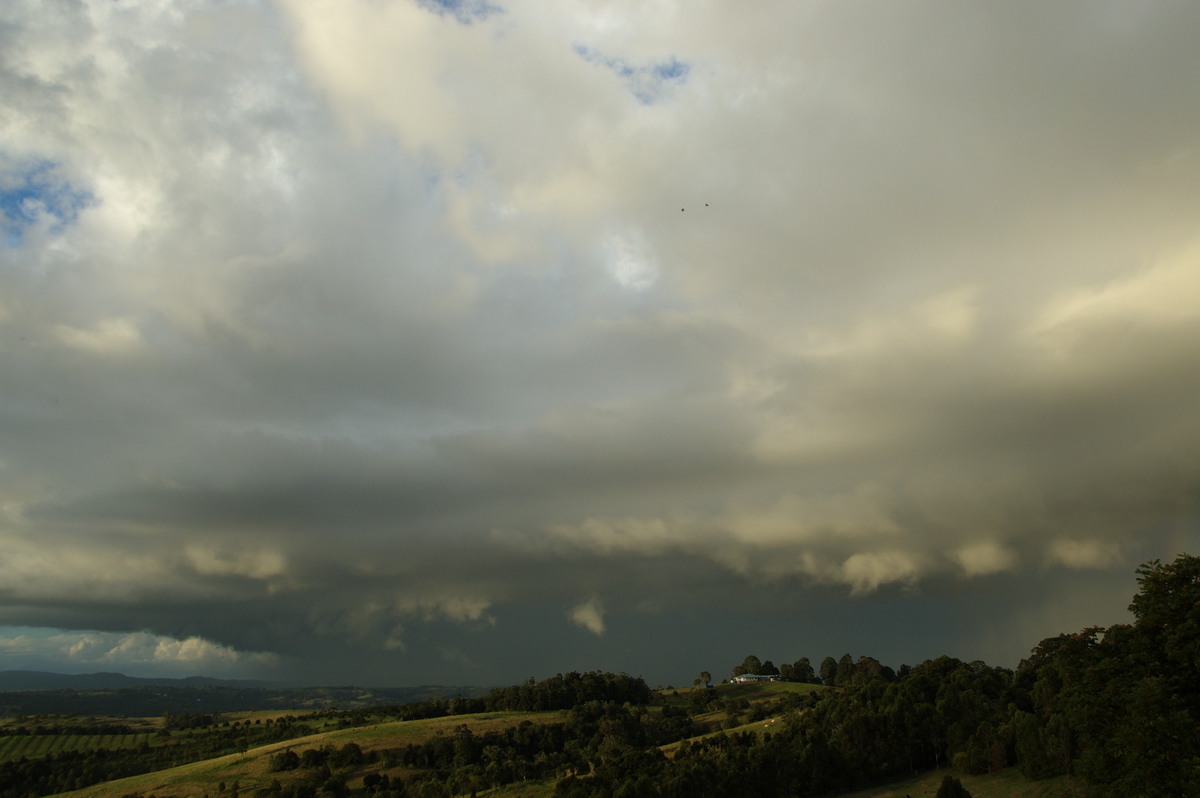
[0,0,1197,685]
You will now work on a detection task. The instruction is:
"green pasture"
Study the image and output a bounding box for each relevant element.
[0,731,159,763]
[46,709,567,798]
[657,679,827,706]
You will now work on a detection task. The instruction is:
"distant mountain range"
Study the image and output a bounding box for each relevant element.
[0,670,280,692]
[0,670,491,716]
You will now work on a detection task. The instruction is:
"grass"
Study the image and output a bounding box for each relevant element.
[0,731,161,763]
[27,696,1084,798]
[657,680,828,707]
[45,710,567,798]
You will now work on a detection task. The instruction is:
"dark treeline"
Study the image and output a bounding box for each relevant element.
[481,671,653,712]
[0,721,137,736]
[725,652,898,686]
[296,671,651,730]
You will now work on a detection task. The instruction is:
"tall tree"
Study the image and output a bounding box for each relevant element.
[791,657,817,683]
[1130,554,1200,702]
[836,653,856,686]
[736,655,763,677]
[819,656,838,686]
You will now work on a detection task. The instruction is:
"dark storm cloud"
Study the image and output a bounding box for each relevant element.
[0,0,1198,684]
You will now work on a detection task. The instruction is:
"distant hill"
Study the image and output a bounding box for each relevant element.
[0,670,279,692]
[0,671,491,716]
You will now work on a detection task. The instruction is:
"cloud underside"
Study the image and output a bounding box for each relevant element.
[0,628,276,677]
[1,0,1199,679]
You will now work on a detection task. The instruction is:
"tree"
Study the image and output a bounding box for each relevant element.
[820,656,838,686]
[1130,555,1200,701]
[935,774,972,798]
[269,749,300,772]
[836,653,856,686]
[791,657,816,683]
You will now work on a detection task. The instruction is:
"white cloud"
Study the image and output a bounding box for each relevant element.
[1046,539,1124,570]
[569,596,607,636]
[394,595,495,625]
[603,228,659,291]
[52,318,144,354]
[953,541,1018,577]
[184,545,289,581]
[0,627,277,676]
[1028,239,1200,361]
[550,516,688,557]
[840,551,924,595]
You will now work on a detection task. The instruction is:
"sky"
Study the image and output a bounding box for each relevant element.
[1,0,1198,688]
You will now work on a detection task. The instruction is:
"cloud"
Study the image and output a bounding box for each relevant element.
[1046,539,1124,570]
[0,627,278,676]
[184,545,289,582]
[53,317,144,354]
[0,0,1197,684]
[603,228,659,291]
[569,597,607,637]
[953,541,1019,577]
[839,551,924,596]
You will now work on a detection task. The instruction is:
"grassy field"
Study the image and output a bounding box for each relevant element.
[25,688,1086,798]
[45,709,567,798]
[0,731,161,761]
[0,715,166,764]
[660,679,826,697]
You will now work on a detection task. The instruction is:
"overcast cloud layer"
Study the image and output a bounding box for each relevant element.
[1,0,1198,686]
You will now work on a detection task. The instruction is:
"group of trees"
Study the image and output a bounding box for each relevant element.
[0,720,137,736]
[556,655,1010,797]
[727,652,899,686]
[481,671,652,712]
[1007,555,1200,794]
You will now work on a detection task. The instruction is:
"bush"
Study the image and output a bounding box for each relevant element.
[936,774,972,798]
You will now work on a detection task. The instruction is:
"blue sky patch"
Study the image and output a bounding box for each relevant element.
[0,159,93,247]
[574,45,691,104]
[415,0,501,24]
